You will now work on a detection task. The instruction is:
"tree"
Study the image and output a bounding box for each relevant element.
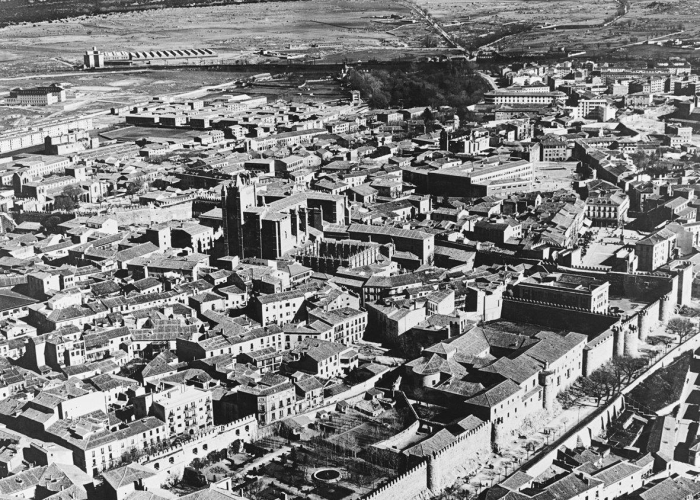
[557,386,586,409]
[666,317,696,343]
[570,356,650,407]
[648,334,675,347]
[189,458,205,470]
[629,149,649,170]
[243,480,263,499]
[207,450,220,464]
[63,184,83,201]
[585,369,619,406]
[422,107,434,124]
[127,177,147,195]
[344,63,488,120]
[434,484,463,500]
[611,356,647,387]
[53,194,76,212]
[54,184,83,211]
[422,107,435,133]
[42,215,62,232]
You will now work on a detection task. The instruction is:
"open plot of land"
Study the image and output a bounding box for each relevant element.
[102,126,205,142]
[620,105,675,136]
[580,241,623,268]
[534,161,579,192]
[580,228,647,267]
[415,0,700,60]
[415,0,617,50]
[235,409,412,500]
[0,68,350,132]
[418,0,617,27]
[0,0,440,77]
[0,70,232,131]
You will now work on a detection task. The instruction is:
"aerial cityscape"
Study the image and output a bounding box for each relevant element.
[0,1,699,499]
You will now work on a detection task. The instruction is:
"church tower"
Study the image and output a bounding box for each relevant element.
[222,175,257,258]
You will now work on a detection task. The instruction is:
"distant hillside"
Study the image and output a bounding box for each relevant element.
[0,0,301,27]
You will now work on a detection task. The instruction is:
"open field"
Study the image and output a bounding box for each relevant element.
[0,68,354,132]
[0,0,445,76]
[414,0,700,61]
[0,0,294,25]
[619,104,675,136]
[0,0,696,85]
[418,0,617,27]
[533,161,579,192]
[415,0,617,50]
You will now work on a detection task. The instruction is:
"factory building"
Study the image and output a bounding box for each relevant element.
[84,47,218,68]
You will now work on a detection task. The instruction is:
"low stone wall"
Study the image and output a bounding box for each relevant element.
[368,420,421,470]
[324,367,395,408]
[13,211,75,226]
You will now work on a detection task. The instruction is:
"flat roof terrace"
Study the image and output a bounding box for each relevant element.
[608,296,649,316]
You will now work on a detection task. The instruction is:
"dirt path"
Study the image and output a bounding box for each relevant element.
[0,69,152,81]
[238,445,291,477]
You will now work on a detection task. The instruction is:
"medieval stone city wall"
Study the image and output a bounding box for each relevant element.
[139,415,257,479]
[360,420,492,500]
[501,297,620,335]
[110,202,193,226]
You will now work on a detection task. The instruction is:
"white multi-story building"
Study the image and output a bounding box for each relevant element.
[6,85,66,106]
[483,90,566,105]
[149,385,213,437]
[308,307,368,345]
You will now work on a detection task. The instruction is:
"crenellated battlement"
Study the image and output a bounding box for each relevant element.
[361,462,428,500]
[503,296,620,317]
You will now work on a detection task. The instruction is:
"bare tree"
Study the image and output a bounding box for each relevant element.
[610,356,648,387]
[582,369,618,406]
[557,386,586,409]
[667,318,696,343]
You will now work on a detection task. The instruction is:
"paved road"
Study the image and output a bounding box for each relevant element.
[0,69,152,81]
[478,71,499,91]
[397,0,464,51]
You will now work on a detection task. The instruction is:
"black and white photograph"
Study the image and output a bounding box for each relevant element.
[0,0,697,498]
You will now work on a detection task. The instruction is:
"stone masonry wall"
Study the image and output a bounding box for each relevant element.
[139,415,257,479]
[501,298,619,335]
[362,462,429,500]
[584,328,615,376]
[360,421,492,499]
[429,420,492,491]
[111,202,193,226]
